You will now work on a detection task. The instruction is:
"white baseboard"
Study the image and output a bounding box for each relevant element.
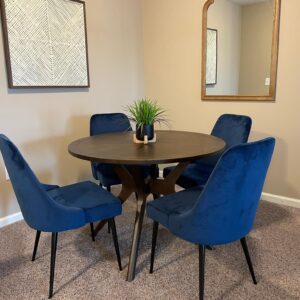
[0,212,23,228]
[261,192,300,208]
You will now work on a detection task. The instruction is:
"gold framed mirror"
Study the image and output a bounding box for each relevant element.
[201,0,281,101]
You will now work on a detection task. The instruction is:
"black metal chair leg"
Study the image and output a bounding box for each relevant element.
[108,219,122,271]
[90,223,95,242]
[49,232,58,299]
[150,221,159,273]
[32,230,41,261]
[240,237,257,284]
[199,245,205,300]
[106,186,112,234]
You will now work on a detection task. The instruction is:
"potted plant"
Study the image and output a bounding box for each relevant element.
[126,98,167,141]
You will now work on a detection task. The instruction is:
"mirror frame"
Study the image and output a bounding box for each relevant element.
[201,0,281,101]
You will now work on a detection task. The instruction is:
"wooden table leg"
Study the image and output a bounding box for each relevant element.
[114,165,137,203]
[125,163,191,281]
[123,166,149,281]
[150,161,190,196]
[96,162,190,280]
[94,164,150,281]
[126,188,147,281]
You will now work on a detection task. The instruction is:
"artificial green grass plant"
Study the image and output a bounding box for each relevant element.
[126,98,167,129]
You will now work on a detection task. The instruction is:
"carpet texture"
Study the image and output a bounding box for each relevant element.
[0,188,299,300]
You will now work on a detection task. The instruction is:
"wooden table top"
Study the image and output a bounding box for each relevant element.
[68,130,226,165]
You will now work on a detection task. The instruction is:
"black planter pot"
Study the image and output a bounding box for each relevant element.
[136,124,154,141]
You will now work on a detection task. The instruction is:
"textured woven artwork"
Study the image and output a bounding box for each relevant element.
[206,28,217,85]
[0,0,89,88]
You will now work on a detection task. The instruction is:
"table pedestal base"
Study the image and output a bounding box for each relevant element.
[94,162,189,281]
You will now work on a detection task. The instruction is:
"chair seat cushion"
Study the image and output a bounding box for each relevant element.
[147,187,203,228]
[163,163,213,189]
[47,181,122,223]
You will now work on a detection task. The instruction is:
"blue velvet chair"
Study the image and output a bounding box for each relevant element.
[163,114,252,189]
[147,137,275,299]
[90,113,132,189]
[0,134,122,299]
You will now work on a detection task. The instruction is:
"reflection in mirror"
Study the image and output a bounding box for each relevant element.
[202,0,281,101]
[206,29,218,85]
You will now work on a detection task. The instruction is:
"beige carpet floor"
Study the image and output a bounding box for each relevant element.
[0,189,299,300]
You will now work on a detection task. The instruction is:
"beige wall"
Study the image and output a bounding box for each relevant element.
[239,1,273,95]
[143,0,300,199]
[0,0,144,218]
[1,0,300,220]
[207,0,241,95]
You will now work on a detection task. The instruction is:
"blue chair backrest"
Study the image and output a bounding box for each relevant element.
[90,113,132,181]
[90,113,132,136]
[171,138,275,245]
[195,114,252,167]
[0,134,84,232]
[211,114,252,149]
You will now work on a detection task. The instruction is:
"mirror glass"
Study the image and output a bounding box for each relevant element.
[204,0,277,98]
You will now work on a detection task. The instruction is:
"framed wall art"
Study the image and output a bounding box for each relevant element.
[0,0,90,88]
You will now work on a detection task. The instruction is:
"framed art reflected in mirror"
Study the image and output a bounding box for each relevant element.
[206,28,218,86]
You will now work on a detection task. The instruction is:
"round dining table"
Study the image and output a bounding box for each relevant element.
[68,130,225,281]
